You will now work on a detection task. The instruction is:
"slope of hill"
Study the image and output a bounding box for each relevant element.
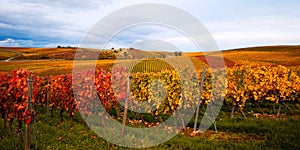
[0,47,116,60]
[220,45,300,66]
[186,45,300,67]
[0,45,299,75]
[0,47,23,60]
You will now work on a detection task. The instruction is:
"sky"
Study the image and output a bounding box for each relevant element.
[0,0,299,51]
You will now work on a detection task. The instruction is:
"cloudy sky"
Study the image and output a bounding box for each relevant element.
[0,0,299,51]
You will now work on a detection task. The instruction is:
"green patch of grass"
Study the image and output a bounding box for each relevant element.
[0,107,299,149]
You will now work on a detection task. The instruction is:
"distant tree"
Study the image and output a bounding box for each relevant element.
[57,45,62,48]
[123,52,128,57]
[174,51,182,56]
[178,51,182,56]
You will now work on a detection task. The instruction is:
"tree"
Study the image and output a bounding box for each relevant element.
[175,51,182,56]
[123,52,128,57]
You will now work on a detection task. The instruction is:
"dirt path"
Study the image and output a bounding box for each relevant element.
[0,48,24,61]
[4,53,24,61]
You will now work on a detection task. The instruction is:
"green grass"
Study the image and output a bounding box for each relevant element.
[0,105,299,149]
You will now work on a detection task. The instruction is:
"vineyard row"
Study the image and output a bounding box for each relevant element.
[0,65,299,139]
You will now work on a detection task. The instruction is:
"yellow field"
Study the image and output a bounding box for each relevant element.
[0,60,114,76]
[187,45,300,67]
[221,51,300,66]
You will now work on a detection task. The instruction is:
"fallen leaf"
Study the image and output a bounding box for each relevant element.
[90,135,97,139]
[58,137,64,141]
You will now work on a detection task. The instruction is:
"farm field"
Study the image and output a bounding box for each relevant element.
[0,45,300,149]
[1,45,300,75]
[0,60,115,76]
[186,45,300,67]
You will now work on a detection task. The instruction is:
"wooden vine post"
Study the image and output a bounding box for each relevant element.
[209,103,218,133]
[194,67,206,132]
[25,76,33,150]
[46,80,50,113]
[277,69,294,118]
[121,76,131,137]
[230,69,246,119]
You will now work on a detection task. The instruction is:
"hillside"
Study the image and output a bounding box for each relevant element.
[220,45,300,66]
[0,45,299,76]
[0,47,116,60]
[186,45,300,67]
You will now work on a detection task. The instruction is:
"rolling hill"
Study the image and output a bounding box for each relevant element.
[0,45,299,75]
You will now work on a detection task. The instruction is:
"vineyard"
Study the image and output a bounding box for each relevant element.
[0,59,300,148]
[1,0,300,148]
